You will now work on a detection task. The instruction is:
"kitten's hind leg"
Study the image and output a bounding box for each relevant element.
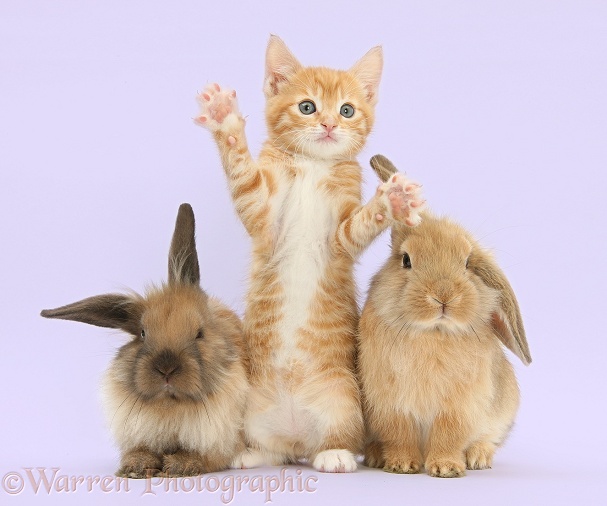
[231,448,288,469]
[311,449,358,473]
[308,380,363,473]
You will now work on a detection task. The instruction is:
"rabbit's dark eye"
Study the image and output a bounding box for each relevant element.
[465,257,470,269]
[140,329,146,340]
[195,329,204,340]
[402,253,412,269]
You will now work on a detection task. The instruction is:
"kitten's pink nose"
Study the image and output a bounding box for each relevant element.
[321,123,336,133]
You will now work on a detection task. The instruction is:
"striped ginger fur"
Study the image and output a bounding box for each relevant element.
[195,35,425,472]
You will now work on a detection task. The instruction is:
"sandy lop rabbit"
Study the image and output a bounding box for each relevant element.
[359,155,531,478]
[41,204,248,478]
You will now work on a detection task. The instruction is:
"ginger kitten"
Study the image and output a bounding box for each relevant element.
[195,35,424,472]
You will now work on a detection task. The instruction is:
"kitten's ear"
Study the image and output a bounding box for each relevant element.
[350,46,383,105]
[264,35,302,98]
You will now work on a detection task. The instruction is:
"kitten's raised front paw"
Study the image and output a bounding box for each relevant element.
[377,172,425,227]
[312,449,358,473]
[195,83,241,131]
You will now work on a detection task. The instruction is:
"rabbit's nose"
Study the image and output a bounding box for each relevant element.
[431,297,448,313]
[153,349,181,380]
[433,280,455,304]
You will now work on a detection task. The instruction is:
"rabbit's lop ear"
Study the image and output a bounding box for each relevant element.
[41,294,143,337]
[168,203,200,286]
[469,252,532,365]
[370,154,398,183]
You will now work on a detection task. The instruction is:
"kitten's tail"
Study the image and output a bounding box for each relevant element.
[369,154,398,183]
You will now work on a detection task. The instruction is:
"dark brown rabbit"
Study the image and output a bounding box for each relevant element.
[41,204,248,478]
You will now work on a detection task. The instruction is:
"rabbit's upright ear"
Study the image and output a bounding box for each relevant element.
[469,252,532,365]
[168,203,200,286]
[370,154,398,183]
[41,294,143,337]
[390,222,415,254]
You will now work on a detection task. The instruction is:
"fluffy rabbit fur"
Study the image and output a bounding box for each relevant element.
[359,155,531,478]
[41,204,248,478]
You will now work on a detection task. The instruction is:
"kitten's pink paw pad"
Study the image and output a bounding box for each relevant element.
[195,83,240,130]
[378,173,425,226]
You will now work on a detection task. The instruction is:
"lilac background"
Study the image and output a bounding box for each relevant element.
[2,1,606,504]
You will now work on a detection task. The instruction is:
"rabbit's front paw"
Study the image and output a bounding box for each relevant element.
[383,457,421,474]
[363,441,385,469]
[465,441,495,470]
[116,449,162,479]
[426,458,466,478]
[195,83,241,132]
[163,450,206,477]
[377,173,425,226]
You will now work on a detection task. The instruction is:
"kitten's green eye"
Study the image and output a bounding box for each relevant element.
[299,101,316,115]
[340,103,355,118]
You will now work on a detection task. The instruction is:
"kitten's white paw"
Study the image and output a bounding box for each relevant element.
[195,83,241,131]
[312,449,358,473]
[231,449,285,469]
[378,172,425,226]
[231,449,266,469]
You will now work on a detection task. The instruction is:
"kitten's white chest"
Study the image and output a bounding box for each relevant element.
[275,160,334,255]
[273,159,335,361]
